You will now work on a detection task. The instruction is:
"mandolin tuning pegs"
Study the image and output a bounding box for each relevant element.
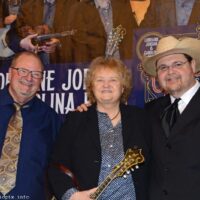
[126,170,130,174]
[123,174,127,178]
[135,165,139,169]
[131,168,134,172]
[133,145,138,149]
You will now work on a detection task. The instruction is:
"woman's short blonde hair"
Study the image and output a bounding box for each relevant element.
[85,56,133,103]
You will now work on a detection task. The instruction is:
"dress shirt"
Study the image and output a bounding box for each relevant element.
[0,85,61,200]
[175,0,195,26]
[41,0,56,65]
[8,0,21,15]
[94,0,120,58]
[97,111,136,199]
[170,80,200,114]
[43,0,56,28]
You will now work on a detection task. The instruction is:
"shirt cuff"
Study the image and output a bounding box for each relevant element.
[61,187,79,200]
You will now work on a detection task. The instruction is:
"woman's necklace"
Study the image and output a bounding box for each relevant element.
[110,110,120,121]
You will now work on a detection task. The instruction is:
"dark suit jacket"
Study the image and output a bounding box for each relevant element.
[145,88,200,200]
[67,0,137,63]
[16,0,78,63]
[141,0,200,28]
[0,0,6,27]
[48,104,150,200]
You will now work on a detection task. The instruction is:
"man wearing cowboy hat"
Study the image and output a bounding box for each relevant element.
[143,36,200,200]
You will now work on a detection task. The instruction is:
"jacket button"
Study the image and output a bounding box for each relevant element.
[163,189,168,195]
[164,167,169,172]
[166,143,172,149]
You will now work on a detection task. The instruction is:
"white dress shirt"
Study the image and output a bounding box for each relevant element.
[170,80,200,114]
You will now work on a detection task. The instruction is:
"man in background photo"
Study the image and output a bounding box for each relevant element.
[66,0,136,63]
[142,0,200,28]
[0,0,23,67]
[16,0,78,65]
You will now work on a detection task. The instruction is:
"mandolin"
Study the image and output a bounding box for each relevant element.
[90,148,145,200]
[105,24,126,58]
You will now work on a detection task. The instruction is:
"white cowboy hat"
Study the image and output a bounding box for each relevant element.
[142,36,200,76]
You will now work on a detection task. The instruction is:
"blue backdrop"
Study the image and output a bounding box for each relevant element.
[0,25,199,120]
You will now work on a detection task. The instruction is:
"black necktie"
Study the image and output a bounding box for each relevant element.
[161,98,181,137]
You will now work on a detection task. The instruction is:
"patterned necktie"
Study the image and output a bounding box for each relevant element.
[0,103,23,195]
[161,98,181,137]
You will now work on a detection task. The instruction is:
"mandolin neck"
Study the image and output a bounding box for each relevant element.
[90,170,116,200]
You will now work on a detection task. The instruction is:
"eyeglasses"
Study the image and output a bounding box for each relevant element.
[11,67,43,79]
[156,60,189,73]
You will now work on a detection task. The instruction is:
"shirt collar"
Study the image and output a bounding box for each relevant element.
[170,80,200,105]
[0,84,35,109]
[44,0,55,5]
[94,0,111,9]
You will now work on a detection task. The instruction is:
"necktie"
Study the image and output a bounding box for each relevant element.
[161,98,181,137]
[0,103,23,195]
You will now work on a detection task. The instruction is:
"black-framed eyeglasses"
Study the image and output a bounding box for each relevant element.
[11,67,43,79]
[156,60,189,73]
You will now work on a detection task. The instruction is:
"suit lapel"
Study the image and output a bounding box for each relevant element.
[32,0,44,25]
[159,95,171,138]
[120,104,139,149]
[112,0,137,28]
[88,104,130,156]
[87,105,102,155]
[189,0,200,24]
[87,0,107,37]
[53,0,73,30]
[171,87,200,136]
[111,0,119,26]
[120,105,130,149]
[53,0,63,30]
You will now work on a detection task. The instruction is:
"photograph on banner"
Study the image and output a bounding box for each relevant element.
[1,24,200,120]
[130,24,200,108]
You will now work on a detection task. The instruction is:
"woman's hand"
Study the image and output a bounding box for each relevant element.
[76,102,91,112]
[70,188,97,200]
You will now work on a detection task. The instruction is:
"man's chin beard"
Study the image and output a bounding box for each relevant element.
[167,86,181,96]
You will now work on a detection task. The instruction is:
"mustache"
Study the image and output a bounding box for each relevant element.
[165,74,180,81]
[19,78,33,86]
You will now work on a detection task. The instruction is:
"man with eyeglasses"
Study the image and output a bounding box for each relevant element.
[143,36,200,200]
[0,51,61,199]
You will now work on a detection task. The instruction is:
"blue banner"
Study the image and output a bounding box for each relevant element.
[1,25,199,120]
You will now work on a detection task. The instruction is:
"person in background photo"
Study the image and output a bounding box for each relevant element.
[141,0,200,28]
[0,0,23,67]
[66,0,136,63]
[0,51,61,199]
[48,56,150,200]
[16,0,78,65]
